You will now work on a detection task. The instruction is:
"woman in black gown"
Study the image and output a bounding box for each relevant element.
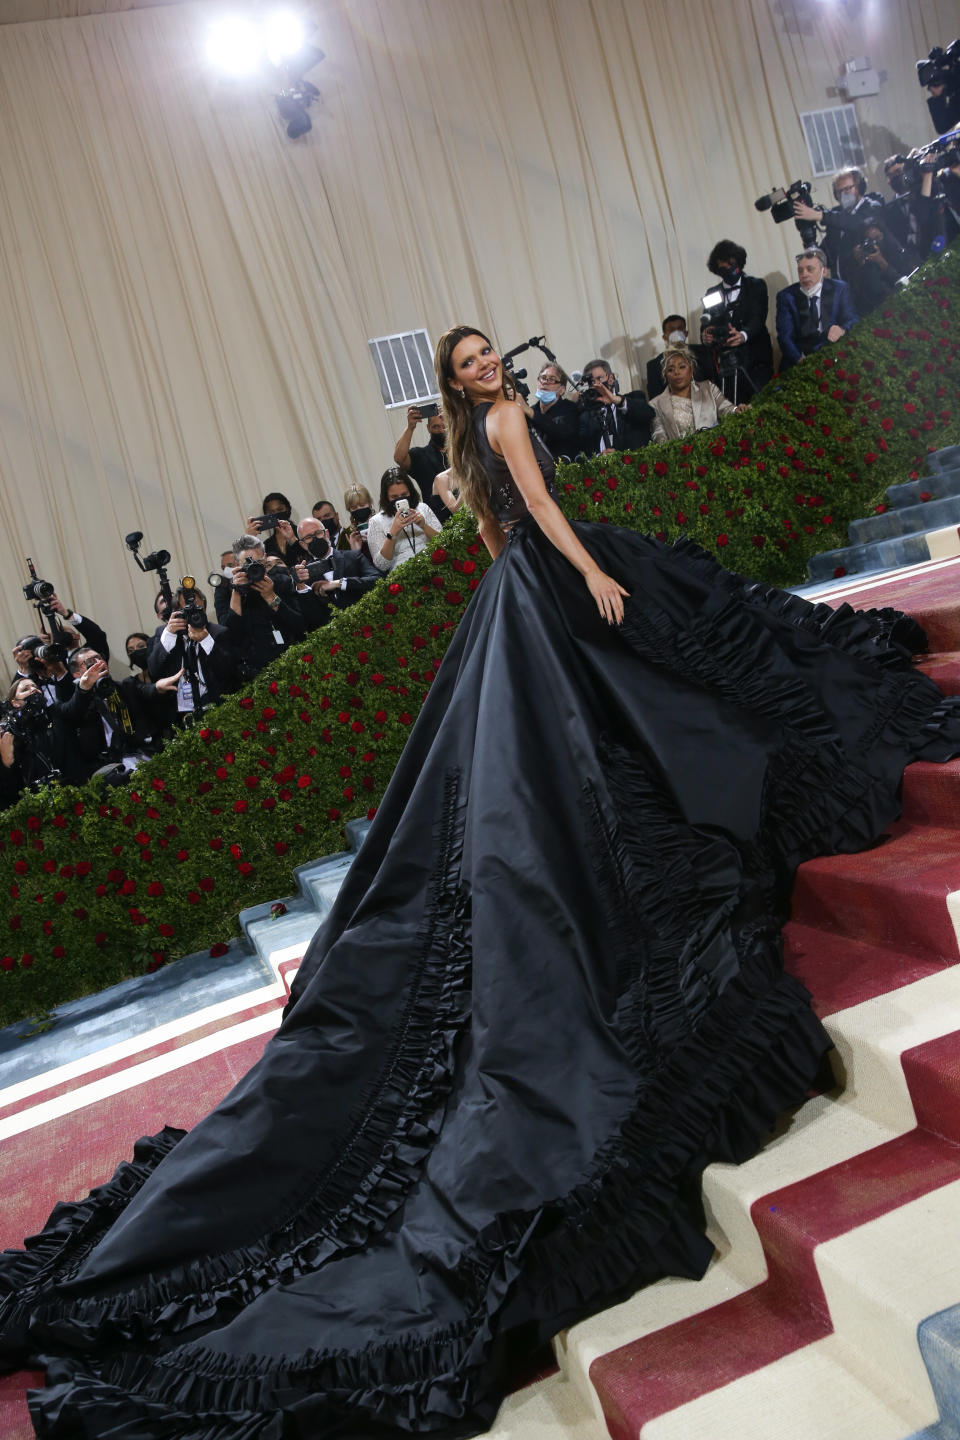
[2,326,960,1439]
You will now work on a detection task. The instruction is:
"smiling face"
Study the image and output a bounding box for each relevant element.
[449,334,502,403]
[664,354,693,392]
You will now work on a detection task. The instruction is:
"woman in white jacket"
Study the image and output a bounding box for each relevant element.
[650,346,749,443]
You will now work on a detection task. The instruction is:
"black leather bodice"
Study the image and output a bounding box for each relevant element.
[473,402,558,528]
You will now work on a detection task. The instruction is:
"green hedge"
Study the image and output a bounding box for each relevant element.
[2,248,960,1028]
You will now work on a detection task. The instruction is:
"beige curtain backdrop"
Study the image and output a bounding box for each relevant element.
[0,0,954,677]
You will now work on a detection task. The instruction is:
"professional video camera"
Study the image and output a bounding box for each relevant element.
[755,180,818,247]
[917,39,960,94]
[700,287,736,346]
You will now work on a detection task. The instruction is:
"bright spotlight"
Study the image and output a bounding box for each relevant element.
[264,10,307,66]
[206,17,263,77]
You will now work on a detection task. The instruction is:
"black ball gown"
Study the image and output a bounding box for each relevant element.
[3,405,960,1438]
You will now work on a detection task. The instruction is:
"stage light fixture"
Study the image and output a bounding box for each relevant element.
[264,10,306,66]
[276,91,313,138]
[206,17,263,77]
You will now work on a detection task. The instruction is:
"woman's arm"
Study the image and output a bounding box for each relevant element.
[488,402,628,624]
[366,513,395,573]
[433,469,462,514]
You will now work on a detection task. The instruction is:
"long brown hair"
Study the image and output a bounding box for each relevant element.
[434,325,513,524]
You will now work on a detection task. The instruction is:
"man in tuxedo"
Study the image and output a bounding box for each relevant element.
[293,517,379,630]
[147,586,239,723]
[646,315,717,400]
[699,240,773,397]
[63,645,153,780]
[776,248,859,371]
[577,358,655,455]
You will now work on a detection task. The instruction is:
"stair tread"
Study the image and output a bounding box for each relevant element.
[784,921,942,1016]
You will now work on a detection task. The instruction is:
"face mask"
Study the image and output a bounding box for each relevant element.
[128,649,148,670]
[308,536,331,560]
[722,267,742,286]
[350,506,372,526]
[430,432,446,448]
[839,190,857,210]
[535,388,557,405]
[667,329,687,344]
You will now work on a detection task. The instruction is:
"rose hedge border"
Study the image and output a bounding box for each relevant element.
[2,247,960,1028]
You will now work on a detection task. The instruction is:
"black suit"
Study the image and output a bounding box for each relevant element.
[296,548,381,631]
[529,397,582,461]
[63,679,152,780]
[578,390,655,455]
[819,194,884,282]
[646,344,717,400]
[147,621,240,709]
[700,275,773,395]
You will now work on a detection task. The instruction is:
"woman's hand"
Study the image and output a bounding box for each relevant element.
[586,568,629,625]
[347,529,364,551]
[390,510,412,536]
[735,403,750,412]
[408,509,427,531]
[275,519,296,547]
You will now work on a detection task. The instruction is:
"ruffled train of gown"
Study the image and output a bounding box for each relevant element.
[2,522,959,1438]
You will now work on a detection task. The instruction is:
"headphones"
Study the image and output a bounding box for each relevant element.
[833,167,867,199]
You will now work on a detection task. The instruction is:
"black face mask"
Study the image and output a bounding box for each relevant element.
[721,266,743,286]
[429,432,446,449]
[350,506,372,526]
[324,519,341,540]
[307,536,332,561]
[128,648,148,670]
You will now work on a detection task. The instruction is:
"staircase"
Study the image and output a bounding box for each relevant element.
[494,558,960,1440]
[808,445,960,584]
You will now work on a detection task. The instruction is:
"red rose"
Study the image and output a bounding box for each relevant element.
[752,535,766,547]
[834,566,847,578]
[328,807,341,820]
[430,548,448,564]
[134,831,150,846]
[297,775,312,789]
[209,837,223,850]
[53,891,66,905]
[864,452,878,464]
[399,712,412,725]
[239,696,254,709]
[209,941,229,957]
[237,861,254,876]
[52,945,65,959]
[716,534,729,547]
[275,841,289,855]
[147,881,164,897]
[446,592,463,605]
[199,877,215,892]
[654,462,668,476]
[230,843,242,859]
[0,957,13,971]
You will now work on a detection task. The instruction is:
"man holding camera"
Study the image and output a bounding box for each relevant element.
[577,359,655,455]
[776,248,858,370]
[147,585,238,721]
[848,217,913,316]
[292,517,379,630]
[699,241,773,398]
[223,535,306,679]
[393,406,453,522]
[792,168,883,283]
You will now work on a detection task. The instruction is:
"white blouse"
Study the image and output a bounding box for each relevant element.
[367,503,443,573]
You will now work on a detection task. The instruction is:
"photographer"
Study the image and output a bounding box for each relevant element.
[11,635,74,706]
[792,168,883,283]
[343,485,375,561]
[848,218,913,316]
[224,535,306,678]
[124,632,178,743]
[247,492,310,569]
[65,646,154,780]
[776,248,858,371]
[647,316,717,401]
[367,470,442,575]
[577,359,655,455]
[147,587,239,721]
[699,241,773,395]
[0,668,102,806]
[524,361,581,462]
[392,407,453,523]
[292,517,379,630]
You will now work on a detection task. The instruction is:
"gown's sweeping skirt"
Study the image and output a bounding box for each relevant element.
[3,522,960,1438]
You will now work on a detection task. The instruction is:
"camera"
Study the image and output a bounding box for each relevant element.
[301,559,335,585]
[701,287,735,345]
[862,236,880,257]
[236,557,266,585]
[2,691,51,735]
[917,39,960,91]
[22,575,55,604]
[755,180,818,247]
[178,604,206,629]
[576,374,614,412]
[34,640,67,666]
[124,532,171,572]
[79,655,115,698]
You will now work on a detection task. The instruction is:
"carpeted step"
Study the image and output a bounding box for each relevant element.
[902,758,960,829]
[783,921,942,1017]
[887,471,960,510]
[789,823,960,963]
[918,652,960,697]
[807,534,931,583]
[817,561,960,654]
[849,495,960,546]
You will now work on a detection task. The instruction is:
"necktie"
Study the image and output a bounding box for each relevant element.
[809,295,820,331]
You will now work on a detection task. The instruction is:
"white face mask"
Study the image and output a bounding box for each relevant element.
[667,329,687,344]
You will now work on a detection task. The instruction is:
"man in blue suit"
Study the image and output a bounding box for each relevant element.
[775,247,859,371]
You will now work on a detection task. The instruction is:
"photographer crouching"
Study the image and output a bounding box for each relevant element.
[223,535,306,679]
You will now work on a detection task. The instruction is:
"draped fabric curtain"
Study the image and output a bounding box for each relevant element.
[0,0,953,674]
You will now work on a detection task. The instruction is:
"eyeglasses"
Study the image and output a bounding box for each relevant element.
[835,184,857,196]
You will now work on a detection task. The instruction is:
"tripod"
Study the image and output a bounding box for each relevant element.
[712,346,758,407]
